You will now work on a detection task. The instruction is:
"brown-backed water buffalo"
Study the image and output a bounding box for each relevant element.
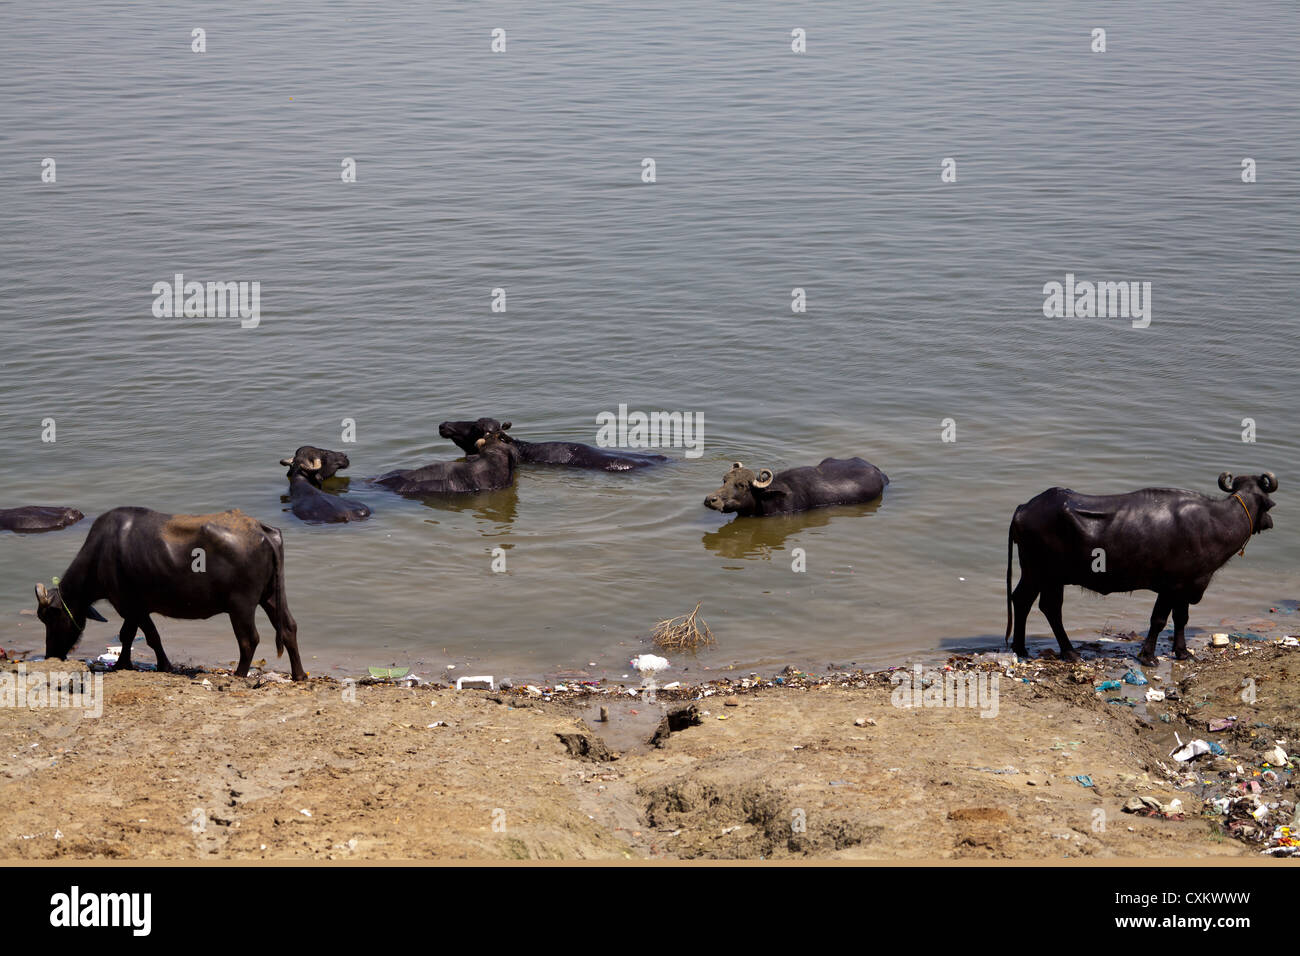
[373,428,519,495]
[439,417,669,471]
[1,506,85,533]
[704,458,888,516]
[35,506,305,679]
[279,447,371,523]
[1006,472,1278,666]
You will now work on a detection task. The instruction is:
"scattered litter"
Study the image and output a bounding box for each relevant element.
[1096,680,1121,691]
[1265,746,1289,767]
[455,675,494,691]
[1208,717,1237,732]
[1211,633,1231,647]
[1122,668,1149,686]
[1070,775,1095,788]
[1145,688,1165,702]
[368,666,409,679]
[1171,738,1225,762]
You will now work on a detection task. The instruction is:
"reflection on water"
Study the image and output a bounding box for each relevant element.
[701,501,884,560]
[409,485,519,527]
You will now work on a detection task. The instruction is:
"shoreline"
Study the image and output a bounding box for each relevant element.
[2,621,1297,860]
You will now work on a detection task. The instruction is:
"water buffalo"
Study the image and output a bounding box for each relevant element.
[704,458,889,516]
[278,447,371,523]
[1006,472,1279,666]
[280,446,352,485]
[373,428,519,495]
[439,417,669,471]
[1,506,85,533]
[35,506,305,679]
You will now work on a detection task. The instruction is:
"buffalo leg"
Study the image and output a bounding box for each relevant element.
[1171,600,1194,661]
[1137,595,1172,667]
[139,615,172,673]
[112,620,139,671]
[1038,583,1081,662]
[260,592,306,681]
[229,607,260,678]
[1011,579,1039,657]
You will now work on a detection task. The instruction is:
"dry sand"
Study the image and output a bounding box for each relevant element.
[2,628,1298,861]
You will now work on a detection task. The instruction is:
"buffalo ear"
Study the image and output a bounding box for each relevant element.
[1261,472,1279,493]
[753,468,775,489]
[1218,472,1235,492]
[501,421,512,430]
[85,605,108,623]
[35,583,51,607]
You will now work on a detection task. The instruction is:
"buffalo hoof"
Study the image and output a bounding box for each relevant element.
[1137,652,1159,667]
[1174,648,1195,661]
[111,660,135,672]
[1061,650,1083,663]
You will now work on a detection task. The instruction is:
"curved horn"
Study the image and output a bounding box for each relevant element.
[1261,472,1279,493]
[35,582,50,606]
[731,461,744,471]
[307,457,323,472]
[475,437,487,449]
[753,468,775,489]
[279,457,294,466]
[1218,472,1234,492]
[85,605,108,623]
[501,421,512,430]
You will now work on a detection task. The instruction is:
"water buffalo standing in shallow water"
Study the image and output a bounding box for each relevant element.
[1006,472,1278,666]
[374,427,519,495]
[1,506,84,533]
[439,417,669,471]
[704,458,888,516]
[36,506,305,679]
[278,447,371,523]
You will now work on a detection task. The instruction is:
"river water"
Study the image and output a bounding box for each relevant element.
[2,2,1297,681]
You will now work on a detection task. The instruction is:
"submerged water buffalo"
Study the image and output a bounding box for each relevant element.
[279,447,371,523]
[439,417,669,471]
[35,506,305,679]
[373,427,519,495]
[1,506,85,533]
[1007,472,1279,666]
[704,458,888,517]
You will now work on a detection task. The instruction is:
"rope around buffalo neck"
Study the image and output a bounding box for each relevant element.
[1232,494,1253,556]
[49,575,82,632]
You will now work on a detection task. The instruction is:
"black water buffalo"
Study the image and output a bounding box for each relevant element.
[373,428,520,495]
[1006,472,1278,666]
[279,447,371,523]
[280,446,352,485]
[704,458,888,516]
[1,506,84,533]
[439,417,669,471]
[35,506,305,679]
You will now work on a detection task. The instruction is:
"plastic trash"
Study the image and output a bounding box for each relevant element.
[1145,688,1165,702]
[1123,668,1149,686]
[1172,739,1219,761]
[455,675,494,691]
[1096,680,1122,691]
[1070,775,1094,787]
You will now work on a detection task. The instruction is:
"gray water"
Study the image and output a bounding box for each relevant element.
[2,2,1298,682]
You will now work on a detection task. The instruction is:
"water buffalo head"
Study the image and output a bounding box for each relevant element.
[1218,471,1279,533]
[34,581,107,660]
[439,417,512,455]
[473,427,519,463]
[704,462,775,514]
[280,446,351,487]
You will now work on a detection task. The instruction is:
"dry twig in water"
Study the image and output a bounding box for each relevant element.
[652,601,715,650]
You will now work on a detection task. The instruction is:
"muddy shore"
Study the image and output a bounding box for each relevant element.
[2,623,1298,861]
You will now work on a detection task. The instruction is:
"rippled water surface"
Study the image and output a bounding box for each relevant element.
[2,3,1297,679]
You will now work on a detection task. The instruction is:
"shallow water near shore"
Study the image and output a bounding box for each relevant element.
[2,3,1298,680]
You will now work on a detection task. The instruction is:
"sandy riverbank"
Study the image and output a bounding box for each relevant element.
[2,628,1298,861]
